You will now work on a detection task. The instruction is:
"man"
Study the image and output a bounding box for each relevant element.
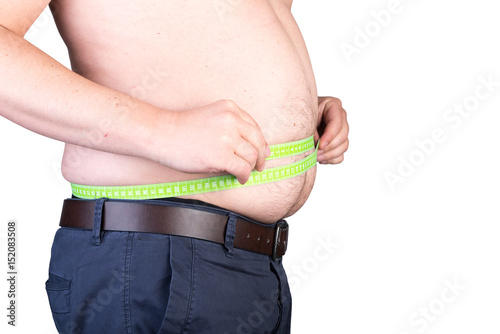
[0,0,348,333]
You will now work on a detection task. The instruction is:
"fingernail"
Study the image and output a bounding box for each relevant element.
[266,145,271,157]
[317,150,325,156]
[317,155,325,162]
[322,141,329,150]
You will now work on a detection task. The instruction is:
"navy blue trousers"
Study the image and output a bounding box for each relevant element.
[45,197,292,333]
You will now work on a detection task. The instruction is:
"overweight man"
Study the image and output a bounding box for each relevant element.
[0,0,349,333]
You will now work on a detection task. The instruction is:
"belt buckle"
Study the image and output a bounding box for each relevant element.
[272,220,289,261]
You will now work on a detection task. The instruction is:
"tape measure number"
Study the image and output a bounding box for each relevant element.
[71,135,318,200]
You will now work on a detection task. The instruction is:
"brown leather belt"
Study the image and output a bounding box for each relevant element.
[59,199,288,260]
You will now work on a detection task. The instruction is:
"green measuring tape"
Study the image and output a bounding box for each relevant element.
[71,135,318,200]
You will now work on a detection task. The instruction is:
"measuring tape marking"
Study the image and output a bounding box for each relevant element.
[72,135,318,200]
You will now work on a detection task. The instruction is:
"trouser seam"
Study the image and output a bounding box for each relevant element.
[270,260,286,334]
[180,238,196,333]
[124,233,134,334]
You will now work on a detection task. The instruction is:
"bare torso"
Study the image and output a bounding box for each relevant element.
[53,0,318,223]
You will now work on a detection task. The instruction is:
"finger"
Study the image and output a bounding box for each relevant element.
[238,122,268,171]
[320,110,348,152]
[317,139,349,164]
[225,155,252,185]
[318,152,345,165]
[236,107,259,127]
[326,154,345,165]
[234,139,260,171]
[314,129,320,144]
[319,108,345,151]
[236,107,270,157]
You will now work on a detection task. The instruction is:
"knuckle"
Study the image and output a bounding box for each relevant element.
[236,158,251,173]
[332,97,342,107]
[327,97,342,110]
[258,134,267,149]
[334,155,344,164]
[242,165,252,178]
[254,139,266,154]
[229,159,248,175]
[249,149,259,162]
[226,160,239,176]
[252,128,266,146]
[232,164,251,183]
[220,99,238,111]
[339,131,349,143]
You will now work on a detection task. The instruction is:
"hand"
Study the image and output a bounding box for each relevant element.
[156,99,270,184]
[315,97,349,164]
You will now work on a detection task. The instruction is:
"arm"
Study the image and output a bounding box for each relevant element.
[315,97,349,164]
[0,1,268,184]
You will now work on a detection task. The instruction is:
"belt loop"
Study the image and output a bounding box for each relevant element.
[224,212,238,258]
[272,219,289,261]
[92,198,108,246]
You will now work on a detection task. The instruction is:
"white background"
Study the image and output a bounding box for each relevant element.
[1,0,499,333]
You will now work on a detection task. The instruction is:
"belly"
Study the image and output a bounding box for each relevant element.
[55,0,318,223]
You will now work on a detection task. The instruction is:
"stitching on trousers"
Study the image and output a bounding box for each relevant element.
[180,239,196,333]
[270,261,285,334]
[124,233,134,334]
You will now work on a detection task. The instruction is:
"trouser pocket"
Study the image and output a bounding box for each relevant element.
[45,273,71,332]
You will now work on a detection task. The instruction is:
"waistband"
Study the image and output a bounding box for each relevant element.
[71,135,318,200]
[60,197,289,260]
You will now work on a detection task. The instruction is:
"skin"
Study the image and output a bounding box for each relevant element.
[0,0,348,223]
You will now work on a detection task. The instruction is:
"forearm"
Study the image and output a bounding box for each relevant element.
[0,26,172,163]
